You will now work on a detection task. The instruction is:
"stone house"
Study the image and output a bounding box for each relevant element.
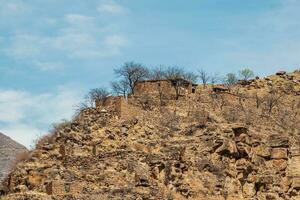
[212,85,229,93]
[134,78,197,99]
[96,96,142,120]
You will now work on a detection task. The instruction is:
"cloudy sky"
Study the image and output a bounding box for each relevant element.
[1,0,300,148]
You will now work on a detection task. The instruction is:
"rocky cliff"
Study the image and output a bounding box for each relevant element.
[1,70,300,200]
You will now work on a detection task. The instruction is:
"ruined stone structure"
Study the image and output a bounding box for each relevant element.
[134,79,197,98]
[96,96,142,120]
[212,85,229,93]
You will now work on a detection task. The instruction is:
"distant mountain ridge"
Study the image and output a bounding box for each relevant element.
[0,133,27,181]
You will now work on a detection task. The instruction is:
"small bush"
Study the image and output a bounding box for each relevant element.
[35,133,56,149]
[137,93,155,111]
[222,106,241,122]
[160,111,180,131]
[190,109,209,127]
[34,120,70,149]
[9,151,31,172]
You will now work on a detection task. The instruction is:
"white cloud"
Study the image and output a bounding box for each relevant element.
[104,34,128,54]
[0,87,84,148]
[64,14,94,26]
[3,10,129,67]
[34,61,66,71]
[97,0,127,15]
[0,1,30,17]
[0,90,28,122]
[1,124,44,149]
[5,34,44,59]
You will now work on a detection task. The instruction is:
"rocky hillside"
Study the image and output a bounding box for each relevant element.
[0,133,27,187]
[1,70,300,200]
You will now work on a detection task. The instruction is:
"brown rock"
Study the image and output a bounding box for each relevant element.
[276,71,287,75]
[265,159,287,171]
[267,135,289,148]
[243,182,256,198]
[253,145,271,158]
[46,181,65,195]
[271,148,288,159]
[287,156,300,177]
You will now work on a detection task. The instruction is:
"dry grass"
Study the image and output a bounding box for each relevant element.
[35,120,70,149]
[9,151,31,172]
[35,133,56,149]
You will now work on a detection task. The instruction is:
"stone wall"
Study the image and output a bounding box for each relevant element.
[134,80,195,99]
[288,140,300,190]
[46,181,83,195]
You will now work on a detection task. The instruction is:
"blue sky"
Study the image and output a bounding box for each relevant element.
[1,0,300,147]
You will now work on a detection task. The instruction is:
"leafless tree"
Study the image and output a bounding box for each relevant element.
[85,88,110,107]
[239,68,254,80]
[164,66,185,79]
[210,73,220,86]
[150,65,166,80]
[224,73,238,86]
[184,72,198,83]
[114,61,149,94]
[198,69,210,88]
[111,79,129,98]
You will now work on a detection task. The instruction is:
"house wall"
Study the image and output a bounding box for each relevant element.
[134,80,175,96]
[134,80,194,98]
[115,97,142,120]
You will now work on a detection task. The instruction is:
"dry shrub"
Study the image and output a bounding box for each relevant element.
[160,111,180,131]
[242,107,258,125]
[262,89,283,116]
[74,102,89,117]
[35,133,56,149]
[35,120,70,149]
[274,102,300,131]
[9,151,31,172]
[137,93,156,111]
[222,106,241,123]
[190,109,210,127]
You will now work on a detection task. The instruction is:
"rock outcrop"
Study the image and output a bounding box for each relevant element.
[1,70,300,200]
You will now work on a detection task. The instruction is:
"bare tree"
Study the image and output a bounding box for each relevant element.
[164,66,185,80]
[184,72,198,83]
[85,88,110,107]
[210,73,220,86]
[114,61,149,94]
[239,68,254,80]
[150,65,166,80]
[198,69,210,88]
[224,73,238,86]
[111,79,129,98]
